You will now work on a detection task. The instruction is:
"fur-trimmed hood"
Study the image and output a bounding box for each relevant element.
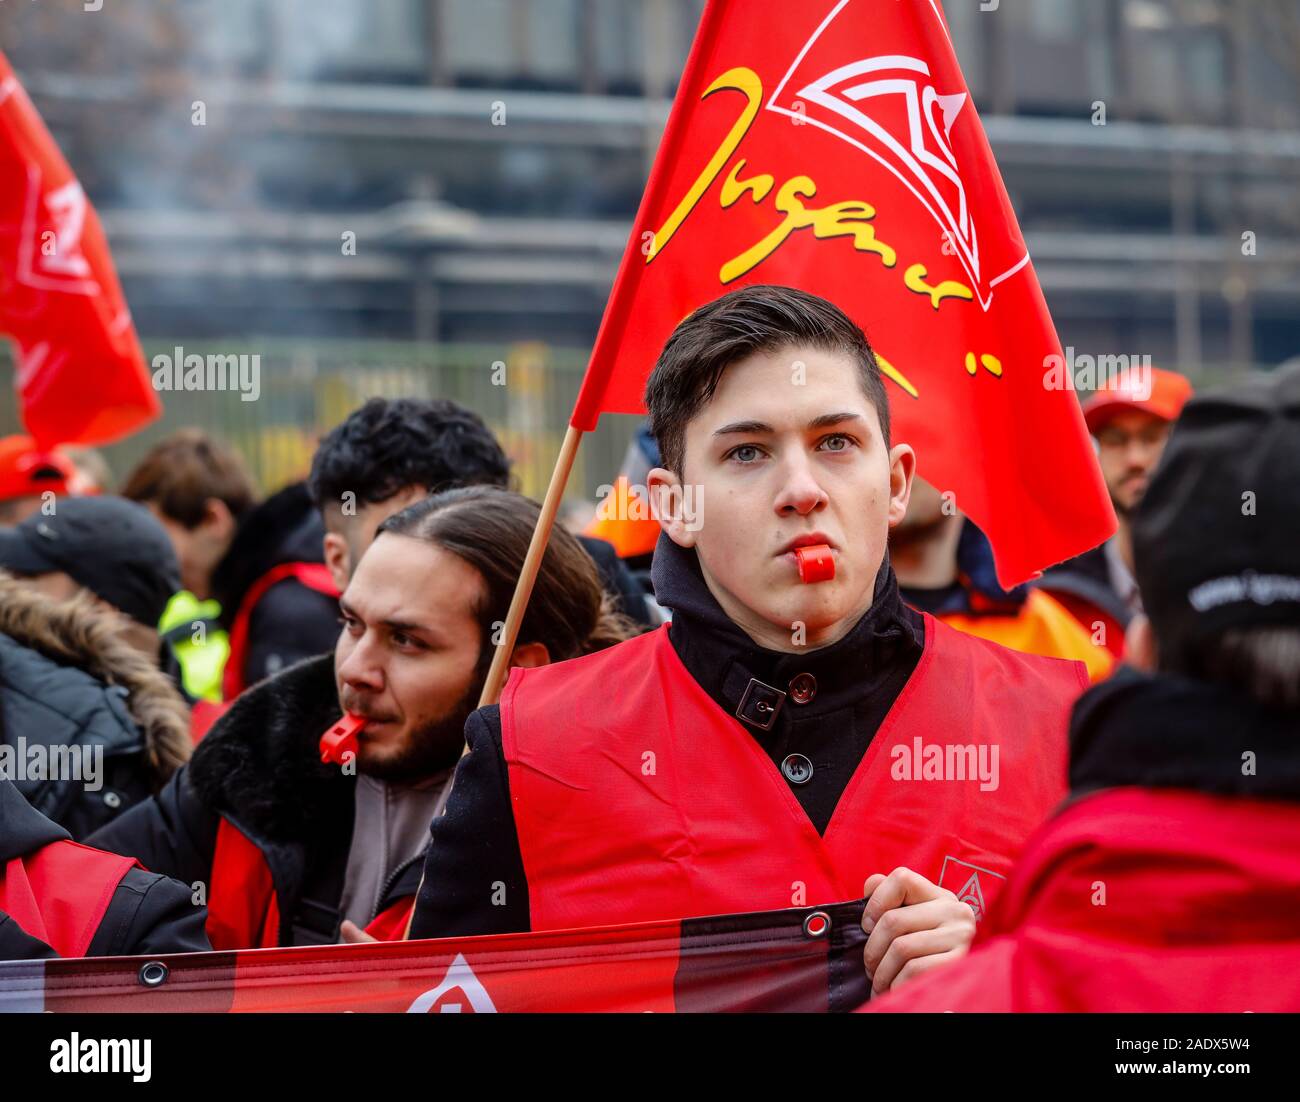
[188,652,352,842]
[0,569,190,785]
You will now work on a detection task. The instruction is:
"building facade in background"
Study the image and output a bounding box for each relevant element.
[1,0,1298,490]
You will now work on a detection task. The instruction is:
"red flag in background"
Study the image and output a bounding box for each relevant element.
[0,50,158,447]
[572,0,1114,587]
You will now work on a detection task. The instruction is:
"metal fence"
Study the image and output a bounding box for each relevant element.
[0,340,637,511]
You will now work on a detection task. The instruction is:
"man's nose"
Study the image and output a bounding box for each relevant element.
[1126,437,1157,466]
[773,454,829,516]
[337,631,384,692]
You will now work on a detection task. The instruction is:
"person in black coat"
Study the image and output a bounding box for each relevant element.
[0,570,191,841]
[0,778,208,960]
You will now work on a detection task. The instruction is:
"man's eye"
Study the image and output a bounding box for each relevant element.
[392,632,423,650]
[819,434,856,453]
[728,444,763,463]
[340,616,362,634]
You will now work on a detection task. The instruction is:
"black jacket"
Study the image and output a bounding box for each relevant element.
[212,482,342,690]
[577,534,654,627]
[0,779,209,961]
[1069,665,1300,801]
[409,538,924,940]
[0,571,191,841]
[86,654,422,946]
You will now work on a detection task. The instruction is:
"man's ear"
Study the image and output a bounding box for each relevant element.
[646,466,698,550]
[885,443,917,529]
[1125,614,1157,672]
[200,497,236,541]
[322,531,351,594]
[509,641,551,669]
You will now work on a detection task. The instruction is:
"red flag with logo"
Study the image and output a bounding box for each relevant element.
[572,0,1114,586]
[0,50,158,447]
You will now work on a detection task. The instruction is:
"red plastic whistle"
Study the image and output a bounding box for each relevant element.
[795,543,835,584]
[320,713,365,765]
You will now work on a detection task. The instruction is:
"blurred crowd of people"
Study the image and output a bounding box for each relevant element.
[1,285,1296,1011]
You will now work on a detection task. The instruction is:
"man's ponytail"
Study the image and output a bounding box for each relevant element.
[379,487,642,670]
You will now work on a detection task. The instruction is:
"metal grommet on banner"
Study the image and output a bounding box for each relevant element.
[138,960,169,988]
[802,911,831,939]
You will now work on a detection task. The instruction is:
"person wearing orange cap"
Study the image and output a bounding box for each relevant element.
[0,436,77,526]
[1038,367,1193,658]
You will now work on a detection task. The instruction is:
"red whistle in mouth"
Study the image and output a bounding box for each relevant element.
[795,544,835,584]
[320,713,365,765]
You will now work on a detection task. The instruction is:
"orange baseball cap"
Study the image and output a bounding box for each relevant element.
[0,435,76,503]
[1083,367,1194,434]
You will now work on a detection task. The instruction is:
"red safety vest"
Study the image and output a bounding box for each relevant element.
[221,562,340,701]
[0,841,138,958]
[205,819,413,949]
[502,616,1085,931]
[865,788,1300,1012]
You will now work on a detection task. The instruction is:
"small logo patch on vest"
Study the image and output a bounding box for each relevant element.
[938,857,1006,922]
[406,954,498,1014]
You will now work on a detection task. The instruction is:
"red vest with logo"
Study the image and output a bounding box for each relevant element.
[502,616,1085,931]
[0,841,138,958]
[865,788,1300,1012]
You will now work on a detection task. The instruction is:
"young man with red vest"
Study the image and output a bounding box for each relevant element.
[2,778,208,960]
[869,362,1300,1011]
[410,285,1088,996]
[86,488,633,949]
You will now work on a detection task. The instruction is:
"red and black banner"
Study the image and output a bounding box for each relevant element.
[0,899,869,1013]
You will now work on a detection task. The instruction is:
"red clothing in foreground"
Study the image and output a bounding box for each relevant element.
[865,786,1300,1012]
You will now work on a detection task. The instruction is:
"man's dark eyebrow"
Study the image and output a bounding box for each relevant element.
[338,598,434,638]
[381,617,436,638]
[807,411,865,431]
[713,420,774,437]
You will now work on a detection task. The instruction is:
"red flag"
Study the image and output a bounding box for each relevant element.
[572,0,1114,587]
[8,898,869,1013]
[0,50,158,447]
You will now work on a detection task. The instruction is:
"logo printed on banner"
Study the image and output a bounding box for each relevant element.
[938,856,1006,922]
[766,0,1024,308]
[405,954,498,1014]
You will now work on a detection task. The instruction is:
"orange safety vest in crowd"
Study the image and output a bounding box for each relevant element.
[938,588,1114,683]
[501,616,1086,932]
[0,841,138,958]
[205,819,413,949]
[221,562,340,701]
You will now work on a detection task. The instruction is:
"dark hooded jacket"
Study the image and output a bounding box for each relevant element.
[0,778,209,960]
[0,571,191,840]
[211,481,341,692]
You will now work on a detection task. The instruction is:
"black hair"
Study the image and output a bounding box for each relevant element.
[307,397,510,512]
[644,285,891,473]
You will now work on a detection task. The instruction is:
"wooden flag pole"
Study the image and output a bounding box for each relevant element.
[401,423,585,939]
[476,422,585,709]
